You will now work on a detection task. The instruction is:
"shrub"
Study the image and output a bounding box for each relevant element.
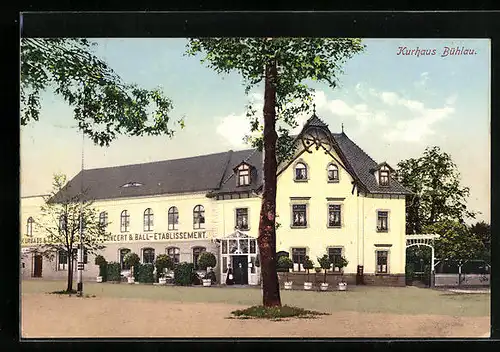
[303,256,315,282]
[94,255,107,267]
[94,255,108,281]
[277,256,293,281]
[138,263,155,283]
[123,252,140,268]
[174,262,197,286]
[317,255,332,283]
[197,252,217,271]
[155,254,174,280]
[107,262,121,282]
[336,256,349,283]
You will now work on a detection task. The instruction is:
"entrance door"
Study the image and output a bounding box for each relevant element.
[33,254,43,277]
[232,255,248,285]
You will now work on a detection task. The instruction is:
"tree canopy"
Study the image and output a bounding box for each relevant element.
[21,38,184,146]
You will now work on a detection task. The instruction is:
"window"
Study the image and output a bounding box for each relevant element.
[292,248,306,272]
[26,217,33,236]
[193,205,205,229]
[377,211,389,232]
[192,247,206,270]
[120,248,131,270]
[143,208,154,232]
[59,214,67,233]
[121,182,143,188]
[237,164,250,186]
[168,206,179,230]
[99,211,108,228]
[142,248,155,264]
[58,250,68,271]
[120,210,130,232]
[294,162,308,181]
[292,204,307,227]
[72,248,88,264]
[328,204,342,228]
[328,248,342,272]
[379,169,390,186]
[376,251,388,274]
[236,208,249,230]
[327,164,339,182]
[166,247,180,264]
[250,239,256,254]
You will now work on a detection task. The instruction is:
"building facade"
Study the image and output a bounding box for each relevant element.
[20,112,412,286]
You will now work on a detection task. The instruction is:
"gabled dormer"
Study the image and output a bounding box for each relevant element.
[233,161,252,187]
[370,162,394,187]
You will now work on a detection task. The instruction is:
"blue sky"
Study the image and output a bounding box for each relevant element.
[20,38,490,222]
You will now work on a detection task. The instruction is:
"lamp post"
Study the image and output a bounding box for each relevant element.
[77,130,85,296]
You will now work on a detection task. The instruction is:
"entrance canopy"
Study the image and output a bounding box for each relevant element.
[217,230,257,255]
[406,233,440,248]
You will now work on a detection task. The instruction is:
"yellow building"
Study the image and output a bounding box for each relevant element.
[21,112,411,286]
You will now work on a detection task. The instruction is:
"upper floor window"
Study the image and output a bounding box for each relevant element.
[237,164,251,186]
[193,205,205,229]
[294,162,308,181]
[59,214,67,233]
[168,206,179,230]
[327,164,339,182]
[99,211,108,228]
[120,210,130,232]
[377,211,389,232]
[143,208,154,232]
[26,217,34,236]
[379,169,390,186]
[376,250,389,274]
[142,248,155,264]
[167,247,180,264]
[328,204,342,228]
[236,208,249,230]
[292,204,307,227]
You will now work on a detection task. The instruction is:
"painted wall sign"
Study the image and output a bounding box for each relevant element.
[105,231,208,242]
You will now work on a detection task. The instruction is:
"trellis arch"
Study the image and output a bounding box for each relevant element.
[406,234,440,285]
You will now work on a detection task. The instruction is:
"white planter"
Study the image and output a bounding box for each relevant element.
[202,279,212,287]
[304,282,313,290]
[127,277,135,284]
[284,281,293,290]
[338,282,347,291]
[96,276,103,283]
[320,283,329,291]
[159,278,167,285]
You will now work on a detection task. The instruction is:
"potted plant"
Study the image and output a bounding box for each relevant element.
[277,256,294,290]
[155,254,174,285]
[123,252,140,284]
[318,255,332,291]
[94,254,107,283]
[302,256,315,290]
[197,251,217,287]
[336,256,349,291]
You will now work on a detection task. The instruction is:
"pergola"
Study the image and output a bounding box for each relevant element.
[406,233,440,286]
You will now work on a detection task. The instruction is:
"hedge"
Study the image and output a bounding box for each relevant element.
[107,262,121,282]
[174,262,197,286]
[138,263,155,283]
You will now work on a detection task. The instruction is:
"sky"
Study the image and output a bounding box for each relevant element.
[20,38,490,223]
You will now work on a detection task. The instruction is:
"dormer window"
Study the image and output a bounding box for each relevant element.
[379,168,390,186]
[121,182,143,188]
[327,163,339,182]
[236,163,251,187]
[294,162,308,181]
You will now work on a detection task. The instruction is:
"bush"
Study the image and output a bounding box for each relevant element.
[123,252,140,268]
[303,256,315,282]
[133,263,142,281]
[197,252,217,270]
[138,263,155,283]
[155,254,174,280]
[174,262,197,286]
[94,255,107,267]
[94,255,108,281]
[107,262,121,282]
[317,255,332,283]
[277,256,293,281]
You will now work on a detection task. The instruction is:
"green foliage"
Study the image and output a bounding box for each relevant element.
[317,255,332,270]
[231,305,328,320]
[154,254,174,279]
[138,263,155,284]
[123,252,140,268]
[174,262,197,286]
[197,252,217,270]
[336,256,349,271]
[405,264,415,283]
[470,221,491,264]
[107,262,121,282]
[206,269,217,284]
[21,38,183,146]
[277,256,293,271]
[94,254,107,267]
[94,255,108,280]
[133,263,142,281]
[303,256,314,271]
[396,146,475,234]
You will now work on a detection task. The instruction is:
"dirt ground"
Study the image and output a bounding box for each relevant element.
[21,293,489,338]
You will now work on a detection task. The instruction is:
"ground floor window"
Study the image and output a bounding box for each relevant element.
[120,248,131,270]
[292,248,306,272]
[142,248,155,264]
[166,247,180,264]
[328,247,342,272]
[58,250,68,271]
[192,247,206,270]
[376,250,389,274]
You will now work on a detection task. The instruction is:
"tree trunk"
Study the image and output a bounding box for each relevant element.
[257,59,281,307]
[67,251,73,292]
[324,270,327,284]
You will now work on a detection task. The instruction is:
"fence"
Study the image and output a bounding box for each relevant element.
[433,259,490,287]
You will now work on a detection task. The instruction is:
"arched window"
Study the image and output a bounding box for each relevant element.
[120,248,131,270]
[120,210,130,232]
[26,217,34,236]
[142,248,155,264]
[59,214,67,233]
[99,211,108,228]
[294,162,308,180]
[168,206,179,230]
[166,247,180,264]
[327,164,339,182]
[192,247,206,270]
[143,208,154,231]
[193,205,205,229]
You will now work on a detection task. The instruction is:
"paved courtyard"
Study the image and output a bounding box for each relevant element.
[21,280,490,338]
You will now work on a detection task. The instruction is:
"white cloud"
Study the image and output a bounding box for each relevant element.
[215,113,250,148]
[380,92,399,106]
[414,71,430,89]
[445,94,458,106]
